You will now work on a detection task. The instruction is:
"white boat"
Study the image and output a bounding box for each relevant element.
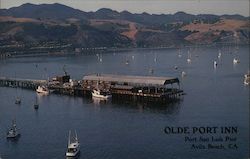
[66,130,80,157]
[233,58,240,64]
[7,120,20,139]
[36,86,50,94]
[244,73,250,85]
[92,89,112,100]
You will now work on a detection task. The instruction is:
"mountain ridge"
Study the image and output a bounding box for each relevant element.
[0,3,249,51]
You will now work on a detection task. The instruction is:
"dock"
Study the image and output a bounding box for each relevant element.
[0,77,47,89]
[0,74,184,103]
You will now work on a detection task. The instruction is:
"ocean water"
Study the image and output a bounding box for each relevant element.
[0,46,249,159]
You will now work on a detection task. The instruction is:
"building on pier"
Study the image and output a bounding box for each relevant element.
[83,74,183,102]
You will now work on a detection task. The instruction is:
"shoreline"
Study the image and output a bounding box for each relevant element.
[0,43,249,59]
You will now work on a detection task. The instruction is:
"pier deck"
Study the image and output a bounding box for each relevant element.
[0,74,184,103]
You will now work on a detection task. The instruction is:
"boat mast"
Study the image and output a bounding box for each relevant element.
[68,130,71,146]
[75,130,78,141]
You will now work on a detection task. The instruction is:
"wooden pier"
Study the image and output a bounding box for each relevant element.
[0,77,47,90]
[0,74,184,104]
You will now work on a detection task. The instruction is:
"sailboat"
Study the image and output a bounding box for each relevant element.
[218,50,222,59]
[7,120,20,139]
[99,54,103,62]
[181,71,187,77]
[214,60,218,68]
[177,48,182,58]
[15,97,21,105]
[187,50,191,63]
[66,130,80,157]
[233,58,240,64]
[154,53,157,62]
[34,96,39,110]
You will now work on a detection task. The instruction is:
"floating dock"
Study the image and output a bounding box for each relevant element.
[0,74,183,103]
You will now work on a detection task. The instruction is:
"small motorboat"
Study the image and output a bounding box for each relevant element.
[187,58,191,63]
[66,130,80,157]
[7,120,20,139]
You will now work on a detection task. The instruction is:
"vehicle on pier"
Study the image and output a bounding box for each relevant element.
[7,120,20,139]
[66,130,80,157]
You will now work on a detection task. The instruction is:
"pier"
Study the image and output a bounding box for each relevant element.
[0,74,183,103]
[0,77,47,89]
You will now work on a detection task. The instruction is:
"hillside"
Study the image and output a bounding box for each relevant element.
[0,3,249,52]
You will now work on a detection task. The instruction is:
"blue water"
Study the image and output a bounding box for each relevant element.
[0,46,249,159]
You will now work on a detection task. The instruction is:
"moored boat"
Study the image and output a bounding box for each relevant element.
[36,86,50,95]
[7,120,20,139]
[92,89,112,100]
[233,58,240,64]
[244,72,250,85]
[15,97,21,104]
[34,96,39,110]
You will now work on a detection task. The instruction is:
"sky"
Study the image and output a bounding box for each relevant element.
[1,0,249,16]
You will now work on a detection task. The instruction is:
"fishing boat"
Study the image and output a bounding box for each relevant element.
[92,89,112,100]
[244,72,250,85]
[66,130,80,157]
[7,120,20,139]
[36,86,50,95]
